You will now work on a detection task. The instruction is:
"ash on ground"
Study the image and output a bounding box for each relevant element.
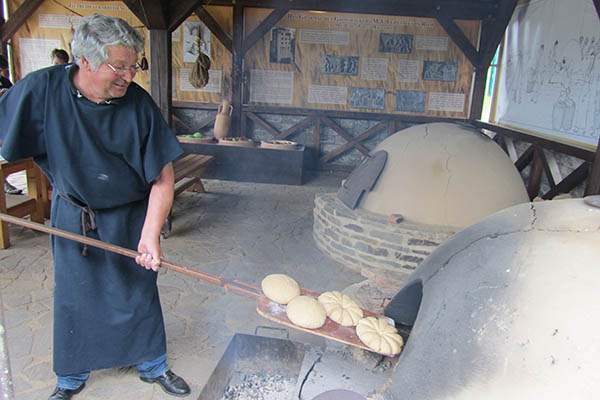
[220,373,296,400]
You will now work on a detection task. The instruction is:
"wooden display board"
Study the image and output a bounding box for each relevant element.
[244,9,480,117]
[7,0,150,89]
[6,2,478,117]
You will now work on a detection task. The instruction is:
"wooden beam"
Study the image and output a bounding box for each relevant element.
[242,7,290,56]
[537,148,557,189]
[469,0,518,118]
[246,112,280,137]
[312,117,321,169]
[470,65,487,119]
[244,104,464,123]
[122,0,150,27]
[514,144,534,172]
[149,29,172,126]
[543,162,589,199]
[206,0,495,20]
[527,147,544,200]
[585,135,600,195]
[276,115,314,140]
[137,0,169,30]
[435,15,479,67]
[168,0,205,32]
[471,121,595,162]
[387,119,396,136]
[173,114,192,133]
[173,100,219,109]
[478,0,518,67]
[230,5,244,137]
[195,113,218,130]
[196,6,233,53]
[1,0,45,43]
[321,116,369,155]
[320,120,387,163]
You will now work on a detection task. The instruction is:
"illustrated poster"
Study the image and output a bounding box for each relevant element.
[494,0,600,148]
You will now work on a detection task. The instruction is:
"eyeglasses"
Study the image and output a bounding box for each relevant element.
[106,62,141,76]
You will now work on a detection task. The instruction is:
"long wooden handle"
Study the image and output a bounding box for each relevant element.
[0,213,263,299]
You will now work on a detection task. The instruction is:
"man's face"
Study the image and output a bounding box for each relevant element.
[92,45,138,100]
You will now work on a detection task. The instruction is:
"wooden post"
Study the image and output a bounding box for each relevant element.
[585,136,600,196]
[0,165,9,249]
[470,65,487,120]
[149,29,173,127]
[231,5,244,137]
[527,147,544,200]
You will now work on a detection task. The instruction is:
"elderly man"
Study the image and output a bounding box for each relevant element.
[0,14,190,399]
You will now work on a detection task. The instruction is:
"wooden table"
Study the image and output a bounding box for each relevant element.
[0,158,48,249]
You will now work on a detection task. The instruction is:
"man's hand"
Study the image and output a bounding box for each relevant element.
[136,237,162,271]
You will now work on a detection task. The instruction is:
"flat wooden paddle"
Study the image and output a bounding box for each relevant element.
[0,213,394,356]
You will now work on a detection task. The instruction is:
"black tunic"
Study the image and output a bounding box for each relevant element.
[0,64,183,375]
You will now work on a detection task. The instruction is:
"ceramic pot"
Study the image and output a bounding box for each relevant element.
[214,100,233,139]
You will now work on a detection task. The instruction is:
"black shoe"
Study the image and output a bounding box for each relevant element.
[140,370,190,397]
[48,383,85,400]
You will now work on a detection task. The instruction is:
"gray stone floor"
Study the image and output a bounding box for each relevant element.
[0,171,369,400]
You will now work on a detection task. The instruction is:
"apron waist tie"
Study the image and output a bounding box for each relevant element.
[57,193,97,256]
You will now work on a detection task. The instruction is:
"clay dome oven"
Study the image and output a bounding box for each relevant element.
[359,122,529,229]
[313,122,529,282]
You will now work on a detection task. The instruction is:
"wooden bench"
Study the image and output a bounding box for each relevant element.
[162,154,214,237]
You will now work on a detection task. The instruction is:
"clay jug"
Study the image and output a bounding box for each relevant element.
[214,100,233,139]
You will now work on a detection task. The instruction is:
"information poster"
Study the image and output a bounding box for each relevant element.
[244,9,478,116]
[494,0,600,148]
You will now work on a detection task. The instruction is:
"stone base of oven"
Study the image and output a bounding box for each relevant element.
[313,193,455,283]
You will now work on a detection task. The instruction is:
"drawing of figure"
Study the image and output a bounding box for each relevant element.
[350,88,384,110]
[379,33,412,54]
[183,22,210,63]
[552,87,576,131]
[510,51,524,104]
[526,44,545,102]
[342,58,350,74]
[592,69,600,137]
[184,24,200,60]
[586,39,600,138]
[441,62,457,81]
[547,40,567,86]
[572,36,597,135]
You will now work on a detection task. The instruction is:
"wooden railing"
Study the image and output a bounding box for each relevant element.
[173,102,599,198]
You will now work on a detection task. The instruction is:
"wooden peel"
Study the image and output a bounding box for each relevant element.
[256,292,384,354]
[0,213,395,356]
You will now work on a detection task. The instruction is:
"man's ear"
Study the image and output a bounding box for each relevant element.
[80,56,91,72]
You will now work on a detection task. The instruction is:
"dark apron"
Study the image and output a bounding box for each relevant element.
[51,191,166,375]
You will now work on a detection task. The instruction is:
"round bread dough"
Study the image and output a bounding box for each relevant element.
[261,274,301,304]
[318,291,364,326]
[286,295,327,329]
[356,316,404,355]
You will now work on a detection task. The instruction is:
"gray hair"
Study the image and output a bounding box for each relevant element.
[71,14,144,71]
